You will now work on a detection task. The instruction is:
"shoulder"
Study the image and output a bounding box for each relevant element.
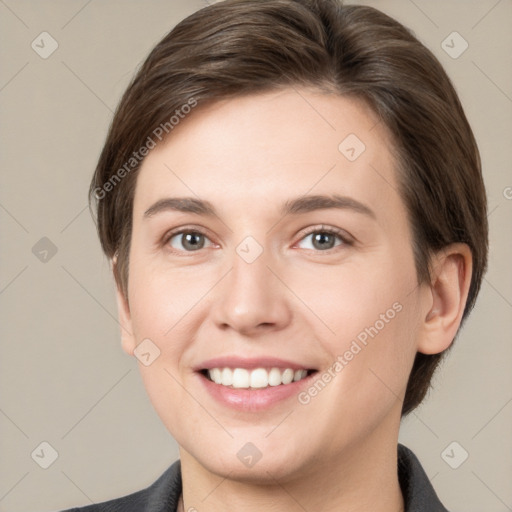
[398,444,450,512]
[58,459,181,512]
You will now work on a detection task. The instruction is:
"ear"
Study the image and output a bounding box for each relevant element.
[112,256,136,357]
[417,243,473,355]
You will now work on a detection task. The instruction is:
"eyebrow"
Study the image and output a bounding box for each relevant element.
[143,194,376,220]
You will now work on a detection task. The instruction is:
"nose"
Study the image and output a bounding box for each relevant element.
[212,246,293,337]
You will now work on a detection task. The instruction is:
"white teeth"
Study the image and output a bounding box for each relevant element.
[250,368,268,388]
[281,368,294,385]
[268,367,282,386]
[294,369,307,382]
[210,368,222,384]
[221,367,233,386]
[232,368,250,388]
[206,367,309,388]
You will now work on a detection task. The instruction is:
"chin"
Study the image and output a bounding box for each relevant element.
[187,438,314,485]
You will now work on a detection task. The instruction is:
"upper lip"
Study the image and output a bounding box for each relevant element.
[195,356,317,372]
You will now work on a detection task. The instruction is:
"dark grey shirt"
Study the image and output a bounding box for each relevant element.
[62,443,449,511]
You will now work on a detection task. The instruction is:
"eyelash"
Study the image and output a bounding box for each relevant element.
[162,225,353,255]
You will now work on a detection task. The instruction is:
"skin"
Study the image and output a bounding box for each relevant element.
[115,87,472,512]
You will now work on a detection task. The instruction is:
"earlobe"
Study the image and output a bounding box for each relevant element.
[112,257,136,357]
[417,243,473,355]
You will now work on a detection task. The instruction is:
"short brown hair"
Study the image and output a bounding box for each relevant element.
[89,0,488,416]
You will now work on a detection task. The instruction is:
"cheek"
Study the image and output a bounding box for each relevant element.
[294,247,418,342]
[128,256,208,342]
[292,292,420,453]
[332,302,419,445]
[294,249,420,405]
[127,267,203,438]
[125,253,225,425]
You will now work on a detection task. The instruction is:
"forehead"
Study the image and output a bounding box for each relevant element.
[133,88,402,223]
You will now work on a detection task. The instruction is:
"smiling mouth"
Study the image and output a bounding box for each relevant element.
[201,367,317,389]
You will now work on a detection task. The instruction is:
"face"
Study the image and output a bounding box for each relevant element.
[119,88,431,483]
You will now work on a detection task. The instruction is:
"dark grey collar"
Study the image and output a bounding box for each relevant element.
[397,443,450,511]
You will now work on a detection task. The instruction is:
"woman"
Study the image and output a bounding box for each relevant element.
[65,0,488,510]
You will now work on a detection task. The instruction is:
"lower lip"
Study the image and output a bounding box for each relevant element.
[197,372,315,411]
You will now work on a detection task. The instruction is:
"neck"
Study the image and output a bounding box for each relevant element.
[179,430,404,512]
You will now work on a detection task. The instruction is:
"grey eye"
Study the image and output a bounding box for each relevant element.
[297,231,343,251]
[169,232,211,251]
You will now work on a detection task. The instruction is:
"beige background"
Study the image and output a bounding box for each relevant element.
[0,1,511,511]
